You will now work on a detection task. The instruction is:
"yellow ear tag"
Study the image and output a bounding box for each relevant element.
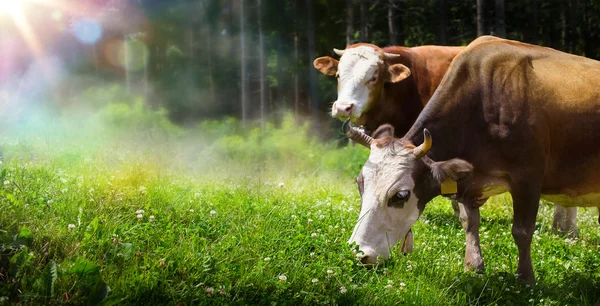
[441,179,457,195]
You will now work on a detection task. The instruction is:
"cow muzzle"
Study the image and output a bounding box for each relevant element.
[331,102,354,119]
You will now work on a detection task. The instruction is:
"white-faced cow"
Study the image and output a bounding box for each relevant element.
[344,36,600,283]
[315,42,579,240]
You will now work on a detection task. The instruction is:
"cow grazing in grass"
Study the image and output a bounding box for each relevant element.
[315,42,579,239]
[343,36,600,283]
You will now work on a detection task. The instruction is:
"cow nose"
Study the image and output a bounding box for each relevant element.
[360,255,371,264]
[360,255,375,268]
[332,102,354,118]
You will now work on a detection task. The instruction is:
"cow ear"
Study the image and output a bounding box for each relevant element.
[387,63,411,83]
[313,57,339,76]
[430,159,473,182]
[372,124,395,139]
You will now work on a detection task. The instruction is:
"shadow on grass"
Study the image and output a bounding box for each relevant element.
[433,270,600,305]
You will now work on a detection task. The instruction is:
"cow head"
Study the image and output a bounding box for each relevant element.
[313,44,411,124]
[343,120,473,265]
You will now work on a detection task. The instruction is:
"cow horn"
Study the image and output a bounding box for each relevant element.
[413,129,432,158]
[383,52,400,60]
[333,48,345,56]
[342,119,373,149]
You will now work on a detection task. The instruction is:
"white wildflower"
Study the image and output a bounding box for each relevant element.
[149,215,155,222]
[190,209,195,213]
[135,209,145,214]
[339,286,347,294]
[400,282,406,287]
[3,180,9,185]
[68,224,76,230]
[319,214,325,219]
[264,257,271,261]
[327,269,334,275]
[47,199,54,205]
[291,215,297,220]
[278,274,287,282]
[312,278,319,284]
[311,233,317,238]
[307,218,313,224]
[206,287,215,296]
[278,182,285,188]
[139,186,147,193]
[210,210,216,217]
[137,214,143,220]
[310,252,315,256]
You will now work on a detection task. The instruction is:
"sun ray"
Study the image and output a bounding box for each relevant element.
[8,3,51,75]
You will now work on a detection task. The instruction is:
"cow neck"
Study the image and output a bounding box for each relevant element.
[404,92,470,163]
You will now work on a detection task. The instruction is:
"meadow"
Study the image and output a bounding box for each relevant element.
[1,105,600,305]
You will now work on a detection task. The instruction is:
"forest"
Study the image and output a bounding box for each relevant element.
[3,0,599,136]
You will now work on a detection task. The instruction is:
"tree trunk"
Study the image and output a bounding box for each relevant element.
[388,0,396,45]
[477,0,485,36]
[240,0,248,125]
[258,0,266,130]
[495,0,505,38]
[346,0,354,46]
[275,0,286,116]
[388,0,402,45]
[531,0,538,43]
[360,0,368,42]
[293,0,300,117]
[294,32,300,117]
[207,28,216,108]
[582,0,592,56]
[567,0,579,53]
[307,0,320,131]
[439,0,448,45]
[124,34,131,93]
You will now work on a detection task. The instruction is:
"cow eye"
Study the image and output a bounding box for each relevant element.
[371,76,377,82]
[388,190,410,208]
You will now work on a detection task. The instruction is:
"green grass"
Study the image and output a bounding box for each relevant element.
[2,116,600,305]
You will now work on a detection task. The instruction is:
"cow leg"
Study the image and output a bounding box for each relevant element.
[552,205,578,238]
[552,204,566,232]
[565,207,578,238]
[458,202,484,271]
[511,188,540,284]
[451,199,460,217]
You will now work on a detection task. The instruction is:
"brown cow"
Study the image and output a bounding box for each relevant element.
[314,42,579,237]
[313,43,463,135]
[343,36,600,283]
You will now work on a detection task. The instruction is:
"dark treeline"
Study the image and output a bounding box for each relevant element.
[64,0,600,133]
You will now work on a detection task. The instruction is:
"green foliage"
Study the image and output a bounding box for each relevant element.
[96,100,183,137]
[41,260,57,300]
